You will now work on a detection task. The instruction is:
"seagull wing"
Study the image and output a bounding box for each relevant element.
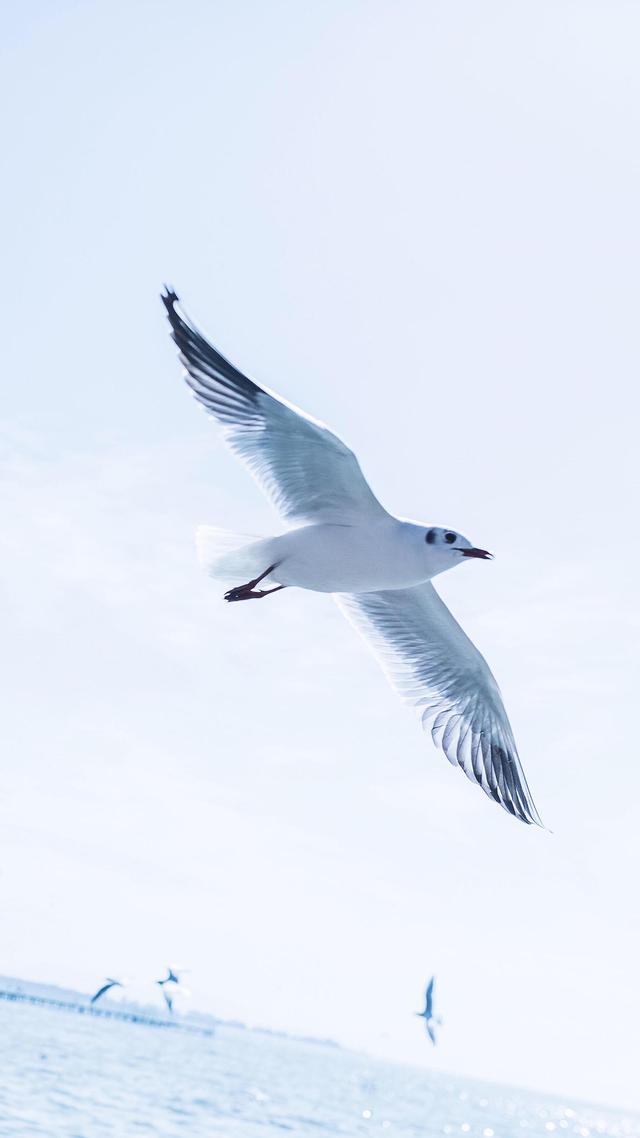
[162,289,387,526]
[426,1019,437,1045]
[425,976,435,1018]
[90,980,119,1004]
[336,583,542,826]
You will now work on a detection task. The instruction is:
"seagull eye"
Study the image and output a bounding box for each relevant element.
[425,529,437,544]
[444,532,456,544]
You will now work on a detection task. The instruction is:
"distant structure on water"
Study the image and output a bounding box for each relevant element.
[0,986,213,1037]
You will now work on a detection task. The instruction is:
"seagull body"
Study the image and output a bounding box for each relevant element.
[162,289,542,826]
[156,968,181,986]
[416,977,440,1045]
[221,518,482,595]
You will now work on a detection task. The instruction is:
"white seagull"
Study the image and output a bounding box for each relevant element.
[156,967,190,1015]
[162,289,542,826]
[416,976,441,1045]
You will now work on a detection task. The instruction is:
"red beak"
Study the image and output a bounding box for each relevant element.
[458,547,493,560]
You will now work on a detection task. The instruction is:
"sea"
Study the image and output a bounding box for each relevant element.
[1,997,638,1138]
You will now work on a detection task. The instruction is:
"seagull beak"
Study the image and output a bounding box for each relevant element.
[458,547,493,560]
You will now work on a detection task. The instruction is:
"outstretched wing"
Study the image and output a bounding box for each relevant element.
[90,980,119,1004]
[426,1019,437,1045]
[425,976,435,1018]
[162,289,387,526]
[336,583,543,826]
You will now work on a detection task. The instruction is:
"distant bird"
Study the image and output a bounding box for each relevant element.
[156,967,189,1014]
[161,289,543,826]
[156,968,181,986]
[90,978,123,1004]
[416,977,441,1045]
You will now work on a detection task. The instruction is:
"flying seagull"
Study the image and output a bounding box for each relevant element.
[416,976,440,1045]
[156,967,189,1014]
[161,289,542,826]
[90,978,123,1004]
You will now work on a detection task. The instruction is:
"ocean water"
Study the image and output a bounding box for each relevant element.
[0,1001,638,1138]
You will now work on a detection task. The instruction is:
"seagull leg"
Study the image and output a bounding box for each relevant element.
[225,584,286,602]
[224,565,286,603]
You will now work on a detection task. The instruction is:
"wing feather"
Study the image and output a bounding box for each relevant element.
[336,582,542,826]
[426,977,435,1016]
[162,289,387,526]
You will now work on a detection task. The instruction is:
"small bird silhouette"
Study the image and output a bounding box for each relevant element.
[156,967,189,1014]
[415,976,442,1044]
[90,978,124,1004]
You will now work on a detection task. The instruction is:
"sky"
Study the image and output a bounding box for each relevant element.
[1,0,639,1112]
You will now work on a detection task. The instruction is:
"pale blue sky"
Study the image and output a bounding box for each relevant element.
[1,0,639,1112]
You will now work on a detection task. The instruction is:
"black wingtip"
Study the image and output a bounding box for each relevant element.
[161,285,179,314]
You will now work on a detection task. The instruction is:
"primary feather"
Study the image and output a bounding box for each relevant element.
[162,289,387,526]
[337,584,542,826]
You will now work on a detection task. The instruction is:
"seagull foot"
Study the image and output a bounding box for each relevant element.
[224,566,285,602]
[224,583,285,602]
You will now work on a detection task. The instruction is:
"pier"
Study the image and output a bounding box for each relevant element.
[0,988,215,1037]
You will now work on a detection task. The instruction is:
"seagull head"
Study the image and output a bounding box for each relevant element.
[424,527,493,572]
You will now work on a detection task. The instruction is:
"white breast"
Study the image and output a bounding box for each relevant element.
[270,520,431,593]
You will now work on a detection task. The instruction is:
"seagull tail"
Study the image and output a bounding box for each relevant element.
[196,526,282,585]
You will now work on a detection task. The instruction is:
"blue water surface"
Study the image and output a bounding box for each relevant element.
[0,1001,638,1138]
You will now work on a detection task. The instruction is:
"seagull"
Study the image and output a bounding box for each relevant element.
[416,976,441,1045]
[90,978,124,1004]
[162,288,542,826]
[156,968,189,1014]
